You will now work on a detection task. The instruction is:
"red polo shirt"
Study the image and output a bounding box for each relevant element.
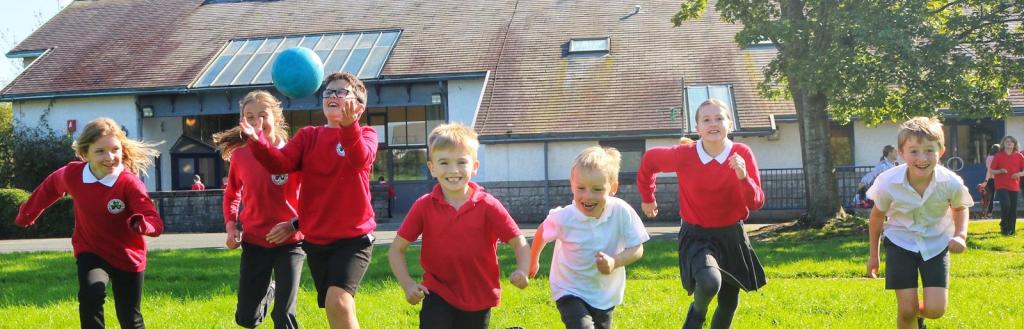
[991,151,1024,191]
[396,182,522,311]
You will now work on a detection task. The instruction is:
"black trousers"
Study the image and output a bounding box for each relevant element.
[236,242,305,329]
[555,295,614,329]
[419,293,490,329]
[76,252,145,329]
[997,189,1018,235]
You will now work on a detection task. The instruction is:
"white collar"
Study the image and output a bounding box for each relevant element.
[82,163,124,187]
[696,139,734,164]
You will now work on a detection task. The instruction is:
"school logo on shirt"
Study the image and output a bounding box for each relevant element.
[271,174,288,186]
[107,199,125,214]
[336,143,346,157]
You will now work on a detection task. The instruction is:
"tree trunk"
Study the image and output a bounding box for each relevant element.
[791,85,846,227]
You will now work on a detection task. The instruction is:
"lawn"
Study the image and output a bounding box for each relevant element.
[0,220,1021,328]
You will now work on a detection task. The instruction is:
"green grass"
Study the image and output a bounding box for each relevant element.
[0,220,1021,328]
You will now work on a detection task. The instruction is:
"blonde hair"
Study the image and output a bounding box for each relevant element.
[213,90,290,160]
[679,136,695,144]
[571,146,622,185]
[696,98,734,123]
[1001,136,1019,153]
[72,117,160,176]
[427,123,479,157]
[897,117,945,151]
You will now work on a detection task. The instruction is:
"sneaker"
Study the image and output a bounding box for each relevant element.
[918,317,926,329]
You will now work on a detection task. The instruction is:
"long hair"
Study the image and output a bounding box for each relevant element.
[213,90,290,160]
[880,145,895,161]
[1002,136,1020,153]
[72,117,160,176]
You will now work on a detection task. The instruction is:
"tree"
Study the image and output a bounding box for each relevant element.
[675,0,1024,227]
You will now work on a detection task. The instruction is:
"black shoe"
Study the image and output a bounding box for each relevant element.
[918,317,926,329]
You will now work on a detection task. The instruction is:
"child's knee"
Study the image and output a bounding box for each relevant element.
[896,306,919,322]
[693,269,722,297]
[325,287,355,314]
[920,305,946,319]
[78,283,106,305]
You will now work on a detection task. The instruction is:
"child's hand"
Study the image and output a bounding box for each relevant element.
[265,220,296,245]
[529,260,540,278]
[239,117,263,141]
[510,269,529,289]
[225,225,241,250]
[402,283,429,305]
[595,252,615,275]
[641,201,658,218]
[866,256,880,279]
[729,154,747,180]
[948,236,967,253]
[337,98,365,127]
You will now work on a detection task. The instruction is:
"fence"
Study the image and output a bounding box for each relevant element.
[760,166,873,210]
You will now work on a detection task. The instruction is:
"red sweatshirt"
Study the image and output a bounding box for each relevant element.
[990,151,1024,191]
[637,142,765,228]
[224,145,303,247]
[16,162,163,272]
[247,123,377,244]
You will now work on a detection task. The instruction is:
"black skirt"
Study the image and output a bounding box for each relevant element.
[678,221,767,294]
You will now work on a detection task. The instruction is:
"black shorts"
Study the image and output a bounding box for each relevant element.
[302,234,374,308]
[884,238,949,289]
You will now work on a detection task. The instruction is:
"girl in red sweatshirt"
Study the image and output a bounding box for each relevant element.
[637,99,766,329]
[16,117,163,329]
[214,90,304,328]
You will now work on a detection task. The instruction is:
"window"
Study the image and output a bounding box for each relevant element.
[685,85,738,133]
[569,37,610,54]
[830,124,853,166]
[182,114,237,146]
[598,140,645,181]
[194,30,401,88]
[356,105,446,182]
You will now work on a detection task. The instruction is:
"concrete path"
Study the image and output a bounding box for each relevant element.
[0,221,771,254]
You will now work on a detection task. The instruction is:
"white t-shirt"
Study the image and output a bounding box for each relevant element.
[867,164,974,260]
[540,196,650,310]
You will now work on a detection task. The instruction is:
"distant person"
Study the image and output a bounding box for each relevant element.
[191,175,206,191]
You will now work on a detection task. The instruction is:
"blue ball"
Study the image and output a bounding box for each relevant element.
[271,47,324,99]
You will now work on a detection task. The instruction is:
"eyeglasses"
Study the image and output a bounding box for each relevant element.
[322,89,353,98]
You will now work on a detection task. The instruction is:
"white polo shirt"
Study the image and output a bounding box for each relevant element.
[867,164,974,260]
[540,196,650,310]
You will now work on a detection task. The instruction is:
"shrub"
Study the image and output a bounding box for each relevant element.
[0,188,75,239]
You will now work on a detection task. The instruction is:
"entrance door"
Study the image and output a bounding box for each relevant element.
[942,119,1002,201]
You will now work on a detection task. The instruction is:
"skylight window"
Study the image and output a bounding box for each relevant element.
[569,37,610,54]
[193,30,400,88]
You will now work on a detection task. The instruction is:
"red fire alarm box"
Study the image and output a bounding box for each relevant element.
[67,119,77,133]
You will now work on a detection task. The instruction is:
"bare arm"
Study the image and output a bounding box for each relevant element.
[866,207,885,278]
[948,207,969,253]
[507,235,531,289]
[529,225,549,278]
[387,236,429,304]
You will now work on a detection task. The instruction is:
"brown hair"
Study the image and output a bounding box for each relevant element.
[696,98,734,123]
[72,118,160,176]
[1001,136,1019,153]
[897,117,945,151]
[213,90,290,160]
[572,146,622,186]
[324,72,368,105]
[427,123,479,158]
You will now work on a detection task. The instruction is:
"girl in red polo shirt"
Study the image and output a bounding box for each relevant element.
[213,90,304,328]
[989,135,1024,235]
[637,99,766,329]
[16,117,163,329]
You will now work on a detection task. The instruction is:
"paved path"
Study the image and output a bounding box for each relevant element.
[0,221,771,254]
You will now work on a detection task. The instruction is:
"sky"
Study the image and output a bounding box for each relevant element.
[0,0,72,89]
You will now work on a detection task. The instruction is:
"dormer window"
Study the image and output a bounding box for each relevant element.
[568,37,609,54]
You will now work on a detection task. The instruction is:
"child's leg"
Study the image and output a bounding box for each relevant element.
[109,266,145,329]
[76,253,110,329]
[709,282,740,329]
[585,301,614,329]
[235,243,276,328]
[556,295,599,329]
[451,305,491,329]
[920,288,948,319]
[270,244,305,329]
[322,237,373,329]
[683,266,722,329]
[419,293,455,329]
[919,249,950,320]
[895,289,921,329]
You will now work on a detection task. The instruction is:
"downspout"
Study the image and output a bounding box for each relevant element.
[544,141,550,212]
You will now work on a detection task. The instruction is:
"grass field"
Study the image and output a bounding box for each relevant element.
[0,220,1021,328]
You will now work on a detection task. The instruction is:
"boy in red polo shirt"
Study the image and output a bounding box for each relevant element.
[388,123,531,329]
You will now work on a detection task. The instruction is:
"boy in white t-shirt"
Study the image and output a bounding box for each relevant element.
[529,146,650,329]
[866,117,974,329]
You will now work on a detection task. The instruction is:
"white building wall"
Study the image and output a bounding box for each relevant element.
[1006,116,1024,140]
[141,117,183,191]
[853,122,901,166]
[447,78,486,127]
[734,122,803,169]
[13,96,140,138]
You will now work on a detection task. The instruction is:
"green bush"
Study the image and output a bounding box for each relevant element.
[0,188,75,239]
[0,112,77,191]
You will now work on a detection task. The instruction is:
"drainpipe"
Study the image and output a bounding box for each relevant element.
[544,141,551,212]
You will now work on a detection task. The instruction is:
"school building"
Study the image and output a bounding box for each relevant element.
[3,0,1021,222]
